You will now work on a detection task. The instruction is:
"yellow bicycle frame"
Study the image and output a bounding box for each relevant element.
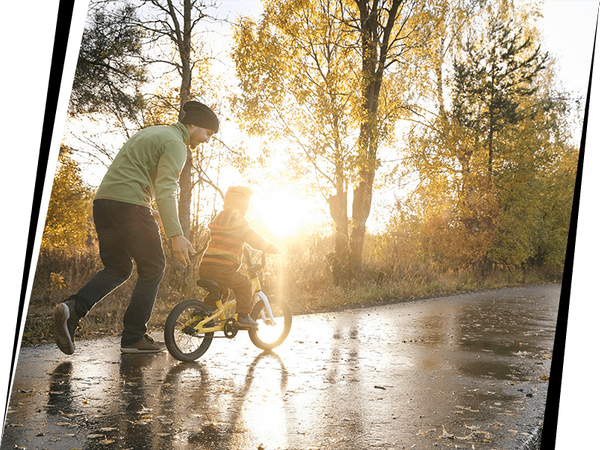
[191,268,275,334]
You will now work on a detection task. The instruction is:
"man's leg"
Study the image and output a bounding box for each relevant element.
[54,200,134,354]
[119,205,165,349]
[73,200,136,315]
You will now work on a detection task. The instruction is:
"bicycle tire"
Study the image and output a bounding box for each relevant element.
[248,295,292,350]
[164,299,214,361]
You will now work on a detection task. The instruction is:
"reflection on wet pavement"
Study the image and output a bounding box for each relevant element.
[2,285,559,449]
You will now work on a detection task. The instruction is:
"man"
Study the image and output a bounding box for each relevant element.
[53,100,218,355]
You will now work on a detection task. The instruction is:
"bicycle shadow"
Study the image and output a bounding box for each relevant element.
[171,350,292,448]
[36,348,292,448]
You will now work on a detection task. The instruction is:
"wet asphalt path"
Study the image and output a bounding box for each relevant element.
[2,284,560,450]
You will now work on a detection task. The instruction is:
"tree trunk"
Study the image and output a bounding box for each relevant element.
[345,0,401,278]
[174,0,194,283]
[349,168,374,276]
[326,191,350,285]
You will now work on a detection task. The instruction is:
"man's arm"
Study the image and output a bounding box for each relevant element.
[155,141,188,238]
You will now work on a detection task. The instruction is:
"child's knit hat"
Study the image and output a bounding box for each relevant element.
[223,186,253,213]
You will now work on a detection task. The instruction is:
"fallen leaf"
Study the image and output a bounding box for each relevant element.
[440,425,455,439]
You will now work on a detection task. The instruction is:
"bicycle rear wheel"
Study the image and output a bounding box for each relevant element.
[249,295,292,350]
[164,299,214,361]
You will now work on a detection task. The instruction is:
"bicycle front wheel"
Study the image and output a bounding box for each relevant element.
[164,299,214,361]
[249,295,292,350]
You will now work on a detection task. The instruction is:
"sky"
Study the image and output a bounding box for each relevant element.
[540,0,598,96]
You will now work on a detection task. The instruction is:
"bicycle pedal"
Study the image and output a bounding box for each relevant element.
[224,318,238,338]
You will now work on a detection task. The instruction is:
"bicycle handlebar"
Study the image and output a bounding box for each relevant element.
[244,247,266,275]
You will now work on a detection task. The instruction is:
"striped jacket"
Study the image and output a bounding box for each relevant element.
[200,209,277,269]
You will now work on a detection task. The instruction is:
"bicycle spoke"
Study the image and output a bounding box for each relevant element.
[164,299,214,361]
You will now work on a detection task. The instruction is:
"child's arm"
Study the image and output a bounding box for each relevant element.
[244,228,279,254]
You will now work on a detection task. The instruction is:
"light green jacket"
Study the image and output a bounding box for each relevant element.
[95,122,190,237]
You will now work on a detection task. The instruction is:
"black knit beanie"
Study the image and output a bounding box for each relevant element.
[181,101,219,133]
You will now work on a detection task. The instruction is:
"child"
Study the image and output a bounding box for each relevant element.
[198,186,279,329]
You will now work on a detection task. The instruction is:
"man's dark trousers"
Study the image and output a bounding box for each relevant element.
[69,199,166,346]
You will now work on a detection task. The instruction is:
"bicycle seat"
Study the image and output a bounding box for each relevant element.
[197,278,229,304]
[197,278,222,291]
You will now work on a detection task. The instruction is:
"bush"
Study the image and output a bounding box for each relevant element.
[23,224,563,346]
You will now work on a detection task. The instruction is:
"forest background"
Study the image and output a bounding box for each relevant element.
[22,0,588,345]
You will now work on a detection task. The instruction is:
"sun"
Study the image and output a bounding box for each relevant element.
[248,186,327,240]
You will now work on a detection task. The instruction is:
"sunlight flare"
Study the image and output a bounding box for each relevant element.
[249,186,326,239]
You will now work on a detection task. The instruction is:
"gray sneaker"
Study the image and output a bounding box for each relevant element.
[53,300,80,355]
[121,335,164,354]
[235,314,258,330]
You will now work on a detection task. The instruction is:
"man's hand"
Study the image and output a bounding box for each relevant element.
[171,234,196,267]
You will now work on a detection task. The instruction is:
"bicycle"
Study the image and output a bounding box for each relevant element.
[164,247,292,361]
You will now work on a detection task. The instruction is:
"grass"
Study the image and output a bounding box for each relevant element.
[21,258,562,347]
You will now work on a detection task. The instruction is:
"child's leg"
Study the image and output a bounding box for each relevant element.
[197,265,253,314]
[225,272,253,315]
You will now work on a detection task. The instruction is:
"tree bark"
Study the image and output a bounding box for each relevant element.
[349,169,375,276]
[327,191,350,285]
[172,0,194,284]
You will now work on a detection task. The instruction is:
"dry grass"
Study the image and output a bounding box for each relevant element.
[22,233,563,347]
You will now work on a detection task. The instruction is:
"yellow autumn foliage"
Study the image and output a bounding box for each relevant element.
[41,146,93,250]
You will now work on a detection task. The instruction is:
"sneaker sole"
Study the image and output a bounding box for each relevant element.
[53,303,74,355]
[120,347,164,354]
